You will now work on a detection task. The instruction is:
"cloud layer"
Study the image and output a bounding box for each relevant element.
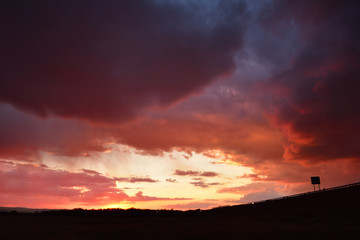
[1,0,360,209]
[0,161,189,208]
[261,0,360,162]
[0,0,247,123]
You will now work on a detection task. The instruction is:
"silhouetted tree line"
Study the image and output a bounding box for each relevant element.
[0,208,203,217]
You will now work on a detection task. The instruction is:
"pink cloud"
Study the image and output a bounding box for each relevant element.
[0,162,186,209]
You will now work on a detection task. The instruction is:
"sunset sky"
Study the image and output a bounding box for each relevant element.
[1,0,360,210]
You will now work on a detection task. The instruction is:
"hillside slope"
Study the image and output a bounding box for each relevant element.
[1,182,359,239]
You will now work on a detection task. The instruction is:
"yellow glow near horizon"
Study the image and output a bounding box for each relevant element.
[39,144,255,210]
[101,202,133,209]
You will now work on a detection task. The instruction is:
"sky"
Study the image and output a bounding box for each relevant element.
[1,0,360,210]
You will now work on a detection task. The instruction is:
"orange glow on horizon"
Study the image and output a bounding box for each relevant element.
[101,203,133,210]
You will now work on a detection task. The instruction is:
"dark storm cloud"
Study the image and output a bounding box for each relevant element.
[261,0,360,162]
[0,0,247,123]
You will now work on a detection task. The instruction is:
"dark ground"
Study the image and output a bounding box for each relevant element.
[1,184,359,240]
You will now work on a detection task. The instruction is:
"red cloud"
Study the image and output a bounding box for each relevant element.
[0,104,109,160]
[0,162,186,209]
[0,1,247,123]
[0,0,359,206]
[259,0,360,163]
[0,101,284,167]
[0,162,121,208]
[117,117,283,163]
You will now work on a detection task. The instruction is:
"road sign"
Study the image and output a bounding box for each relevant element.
[311,176,320,185]
[311,176,321,190]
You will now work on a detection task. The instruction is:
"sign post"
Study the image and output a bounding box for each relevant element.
[311,176,321,191]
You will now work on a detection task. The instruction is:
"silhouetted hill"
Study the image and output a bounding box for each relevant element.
[206,182,360,216]
[1,182,359,239]
[0,207,54,213]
